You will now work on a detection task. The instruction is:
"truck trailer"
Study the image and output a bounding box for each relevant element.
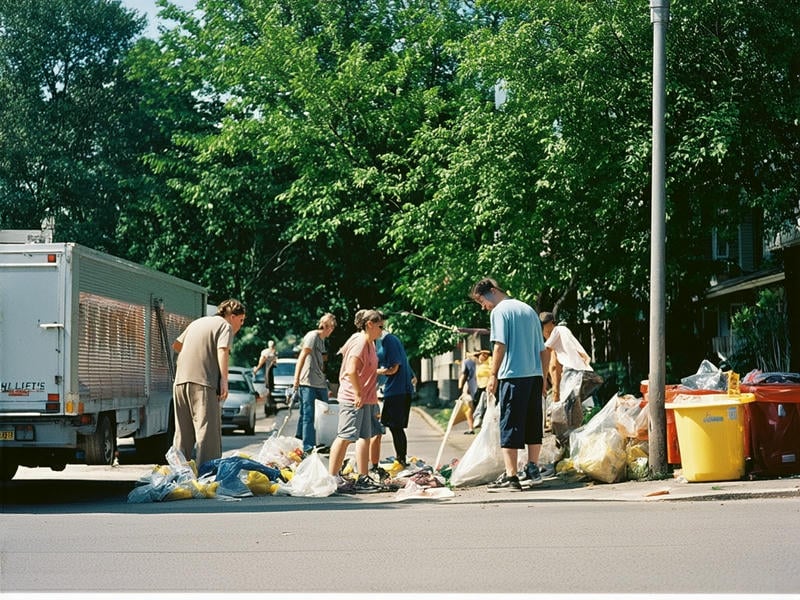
[0,236,207,480]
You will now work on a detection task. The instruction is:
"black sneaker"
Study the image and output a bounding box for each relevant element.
[487,473,522,492]
[524,462,543,486]
[369,466,390,482]
[353,475,380,494]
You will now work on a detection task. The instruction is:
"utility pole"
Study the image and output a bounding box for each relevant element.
[648,0,669,476]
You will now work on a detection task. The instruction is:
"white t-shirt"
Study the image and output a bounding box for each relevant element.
[545,325,592,371]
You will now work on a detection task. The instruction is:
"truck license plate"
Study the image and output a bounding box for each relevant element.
[0,428,14,441]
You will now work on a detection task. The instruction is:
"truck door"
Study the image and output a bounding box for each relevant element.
[0,250,63,415]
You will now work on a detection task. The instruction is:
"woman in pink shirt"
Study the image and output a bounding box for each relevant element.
[328,309,384,493]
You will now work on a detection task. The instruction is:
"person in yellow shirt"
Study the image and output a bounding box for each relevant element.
[471,350,493,428]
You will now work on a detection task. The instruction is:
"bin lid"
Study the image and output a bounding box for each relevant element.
[665,393,755,410]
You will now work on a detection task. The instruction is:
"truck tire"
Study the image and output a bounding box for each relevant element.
[86,413,116,465]
[0,452,18,481]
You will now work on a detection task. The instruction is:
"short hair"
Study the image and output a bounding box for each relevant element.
[217,299,246,317]
[354,309,383,330]
[471,277,501,298]
[539,311,555,325]
[318,312,337,328]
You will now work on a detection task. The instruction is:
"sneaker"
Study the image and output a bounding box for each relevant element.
[464,429,475,435]
[538,464,555,479]
[369,466,390,482]
[334,475,356,494]
[353,475,381,494]
[487,473,522,492]
[524,462,543,486]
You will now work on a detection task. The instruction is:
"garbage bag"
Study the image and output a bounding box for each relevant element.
[284,452,337,497]
[681,359,728,391]
[574,428,627,483]
[257,435,304,467]
[449,393,504,487]
[199,456,283,498]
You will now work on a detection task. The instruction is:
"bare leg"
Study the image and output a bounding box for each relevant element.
[355,437,370,475]
[328,437,350,476]
[369,434,382,467]
[501,447,518,477]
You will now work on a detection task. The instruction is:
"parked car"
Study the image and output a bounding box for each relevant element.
[272,358,298,408]
[221,371,259,435]
[230,365,266,414]
[252,369,278,417]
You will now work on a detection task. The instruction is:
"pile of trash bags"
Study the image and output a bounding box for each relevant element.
[128,436,454,503]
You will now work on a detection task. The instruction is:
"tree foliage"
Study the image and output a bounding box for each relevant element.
[0,0,147,252]
[2,0,799,377]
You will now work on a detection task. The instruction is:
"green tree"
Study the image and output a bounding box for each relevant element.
[0,0,148,252]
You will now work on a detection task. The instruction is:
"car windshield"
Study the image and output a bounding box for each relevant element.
[274,362,296,376]
[229,379,249,392]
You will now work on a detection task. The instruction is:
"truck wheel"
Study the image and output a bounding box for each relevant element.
[86,413,116,465]
[0,454,18,481]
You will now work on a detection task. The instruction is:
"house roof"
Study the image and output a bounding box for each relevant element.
[704,267,785,300]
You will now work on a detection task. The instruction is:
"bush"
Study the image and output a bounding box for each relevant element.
[729,289,790,373]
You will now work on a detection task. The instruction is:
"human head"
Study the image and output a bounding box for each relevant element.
[470,277,504,311]
[474,349,491,362]
[318,312,337,338]
[354,309,384,341]
[217,299,246,334]
[267,340,275,348]
[539,311,555,338]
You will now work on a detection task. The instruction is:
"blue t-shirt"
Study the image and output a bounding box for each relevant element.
[490,297,544,379]
[377,333,414,397]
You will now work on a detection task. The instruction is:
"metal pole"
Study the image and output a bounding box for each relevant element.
[648,0,669,476]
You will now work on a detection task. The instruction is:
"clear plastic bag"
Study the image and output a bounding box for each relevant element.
[680,359,728,390]
[449,393,503,487]
[285,452,337,497]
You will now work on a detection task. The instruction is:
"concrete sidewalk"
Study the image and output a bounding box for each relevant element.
[406,405,800,503]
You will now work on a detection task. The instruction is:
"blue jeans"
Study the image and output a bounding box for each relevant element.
[294,385,328,451]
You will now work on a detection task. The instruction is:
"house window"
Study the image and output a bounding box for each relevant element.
[712,228,730,259]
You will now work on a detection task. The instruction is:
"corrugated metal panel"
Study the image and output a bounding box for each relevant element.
[78,293,146,401]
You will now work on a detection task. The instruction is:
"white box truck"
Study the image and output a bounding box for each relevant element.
[0,237,207,480]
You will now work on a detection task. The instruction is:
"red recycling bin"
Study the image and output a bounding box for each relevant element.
[741,384,800,477]
[641,382,720,464]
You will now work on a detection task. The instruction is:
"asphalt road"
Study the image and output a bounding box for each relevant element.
[3,407,800,594]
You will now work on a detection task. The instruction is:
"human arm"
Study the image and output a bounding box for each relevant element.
[172,340,183,353]
[487,342,505,397]
[293,346,312,387]
[253,353,267,374]
[217,347,230,400]
[542,347,552,398]
[344,354,364,408]
[378,363,399,377]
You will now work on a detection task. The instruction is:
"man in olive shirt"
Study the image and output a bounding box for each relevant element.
[172,299,246,467]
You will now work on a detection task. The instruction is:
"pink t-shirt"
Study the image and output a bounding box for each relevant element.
[336,333,378,405]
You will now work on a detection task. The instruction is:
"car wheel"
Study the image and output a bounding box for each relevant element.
[244,411,256,436]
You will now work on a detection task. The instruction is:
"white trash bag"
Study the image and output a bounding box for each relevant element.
[449,393,504,487]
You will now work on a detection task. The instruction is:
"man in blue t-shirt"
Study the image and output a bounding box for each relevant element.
[471,277,549,491]
[372,328,415,470]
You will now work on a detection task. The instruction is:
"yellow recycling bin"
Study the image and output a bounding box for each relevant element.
[664,393,754,482]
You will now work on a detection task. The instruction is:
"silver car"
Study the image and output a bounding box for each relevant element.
[221,371,259,435]
[272,358,298,408]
